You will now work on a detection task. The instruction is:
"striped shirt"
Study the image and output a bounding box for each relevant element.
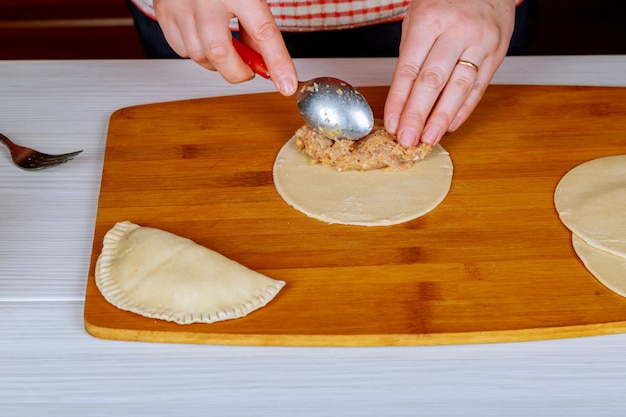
[130,0,523,32]
[130,0,411,32]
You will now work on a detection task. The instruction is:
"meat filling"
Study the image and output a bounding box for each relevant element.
[295,122,432,172]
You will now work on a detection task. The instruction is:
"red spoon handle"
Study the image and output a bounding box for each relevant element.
[231,37,271,79]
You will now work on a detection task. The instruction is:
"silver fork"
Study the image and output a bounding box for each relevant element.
[1,133,83,170]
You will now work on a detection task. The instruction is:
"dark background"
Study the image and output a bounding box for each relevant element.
[1,0,625,60]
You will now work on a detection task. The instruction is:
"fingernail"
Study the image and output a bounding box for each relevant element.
[398,128,417,147]
[276,74,297,96]
[421,125,442,145]
[387,115,400,134]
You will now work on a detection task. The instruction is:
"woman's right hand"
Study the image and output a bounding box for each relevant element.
[153,0,298,96]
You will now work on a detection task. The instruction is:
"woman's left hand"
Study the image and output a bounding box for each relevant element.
[384,0,517,147]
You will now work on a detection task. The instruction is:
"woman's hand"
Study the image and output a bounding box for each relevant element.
[384,0,517,147]
[153,0,298,95]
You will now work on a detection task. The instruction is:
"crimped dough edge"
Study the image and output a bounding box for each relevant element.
[95,221,285,325]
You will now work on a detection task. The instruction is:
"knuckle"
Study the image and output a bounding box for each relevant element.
[188,38,236,66]
[186,48,207,62]
[430,110,454,126]
[419,67,446,90]
[402,108,428,125]
[251,21,280,43]
[397,62,421,79]
[451,75,473,94]
[204,40,229,62]
[471,80,488,95]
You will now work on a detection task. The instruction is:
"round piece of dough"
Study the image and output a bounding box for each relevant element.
[272,137,453,226]
[572,233,626,297]
[554,155,626,257]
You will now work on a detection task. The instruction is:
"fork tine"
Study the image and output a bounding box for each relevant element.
[28,150,83,169]
[38,150,83,163]
[1,133,83,170]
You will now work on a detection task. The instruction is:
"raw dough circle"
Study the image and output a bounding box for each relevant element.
[572,233,626,297]
[272,137,453,226]
[554,155,626,257]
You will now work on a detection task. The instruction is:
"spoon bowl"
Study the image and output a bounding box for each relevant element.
[232,38,374,141]
[295,77,373,140]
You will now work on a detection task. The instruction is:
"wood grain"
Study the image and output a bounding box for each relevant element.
[84,85,626,346]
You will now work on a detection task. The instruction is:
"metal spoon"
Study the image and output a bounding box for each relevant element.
[232,38,374,141]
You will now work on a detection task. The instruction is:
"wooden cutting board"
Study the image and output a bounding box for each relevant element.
[84,85,626,346]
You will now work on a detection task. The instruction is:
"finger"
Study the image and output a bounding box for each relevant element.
[190,8,256,82]
[419,57,481,144]
[394,40,464,147]
[383,14,435,136]
[448,56,500,132]
[236,9,298,96]
[155,1,255,81]
[154,5,195,59]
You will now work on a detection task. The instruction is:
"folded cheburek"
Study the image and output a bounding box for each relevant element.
[95,221,285,325]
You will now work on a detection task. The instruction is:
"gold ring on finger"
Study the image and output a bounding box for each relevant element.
[457,59,479,72]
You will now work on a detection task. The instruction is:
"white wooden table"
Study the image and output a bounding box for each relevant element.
[1,56,626,416]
